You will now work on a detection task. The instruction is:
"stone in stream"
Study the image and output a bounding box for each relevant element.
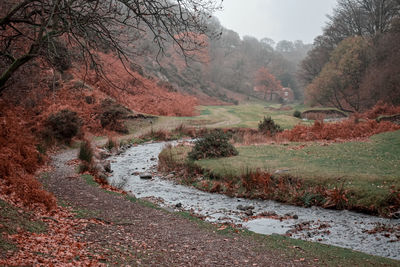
[165,174,174,179]
[285,213,299,219]
[392,211,400,219]
[237,205,254,211]
[175,202,182,208]
[140,173,153,179]
[110,147,119,155]
[103,160,112,173]
[245,210,254,216]
[94,163,105,173]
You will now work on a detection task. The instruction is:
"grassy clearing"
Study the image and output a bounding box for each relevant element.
[94,102,311,148]
[154,102,311,130]
[199,131,400,181]
[0,199,47,255]
[125,116,157,136]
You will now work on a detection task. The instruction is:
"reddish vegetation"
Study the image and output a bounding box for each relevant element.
[80,52,198,117]
[279,119,400,142]
[254,67,282,101]
[363,101,400,119]
[0,102,56,211]
[0,48,202,263]
[4,52,199,130]
[281,103,400,142]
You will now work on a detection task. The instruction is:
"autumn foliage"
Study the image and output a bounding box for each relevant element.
[279,103,400,142]
[254,67,283,100]
[279,119,400,142]
[0,196,105,266]
[79,52,198,117]
[301,1,400,112]
[0,47,203,213]
[363,101,400,119]
[0,102,56,211]
[305,37,370,112]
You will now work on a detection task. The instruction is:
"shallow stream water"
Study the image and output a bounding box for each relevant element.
[108,141,400,260]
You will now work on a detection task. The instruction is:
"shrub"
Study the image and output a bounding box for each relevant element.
[85,95,95,104]
[364,102,400,119]
[98,99,131,133]
[45,109,81,143]
[158,144,177,172]
[258,116,282,136]
[188,129,238,160]
[293,110,302,118]
[78,140,93,164]
[104,136,118,151]
[105,137,118,151]
[172,124,197,138]
[140,129,170,141]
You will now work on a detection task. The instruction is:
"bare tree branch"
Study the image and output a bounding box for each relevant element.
[0,0,222,92]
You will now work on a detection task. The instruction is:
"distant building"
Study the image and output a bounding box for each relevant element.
[253,86,294,103]
[279,87,294,103]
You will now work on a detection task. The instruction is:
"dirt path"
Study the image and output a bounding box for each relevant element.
[43,149,308,266]
[207,109,242,128]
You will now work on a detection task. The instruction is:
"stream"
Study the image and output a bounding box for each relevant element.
[107,141,400,260]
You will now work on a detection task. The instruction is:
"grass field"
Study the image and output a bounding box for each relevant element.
[154,102,311,130]
[114,102,310,143]
[198,131,400,181]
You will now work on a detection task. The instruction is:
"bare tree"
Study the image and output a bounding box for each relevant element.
[0,0,222,93]
[326,0,400,40]
[299,0,400,92]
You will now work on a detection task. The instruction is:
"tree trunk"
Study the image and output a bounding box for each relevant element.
[0,54,35,93]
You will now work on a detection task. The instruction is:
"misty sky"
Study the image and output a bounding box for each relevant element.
[215,0,338,44]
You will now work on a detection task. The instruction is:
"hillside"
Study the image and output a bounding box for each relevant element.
[0,49,204,213]
[131,22,311,104]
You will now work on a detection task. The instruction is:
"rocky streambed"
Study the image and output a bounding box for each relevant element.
[107,141,400,260]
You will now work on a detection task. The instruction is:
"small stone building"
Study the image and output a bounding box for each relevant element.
[279,87,295,103]
[254,86,295,103]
